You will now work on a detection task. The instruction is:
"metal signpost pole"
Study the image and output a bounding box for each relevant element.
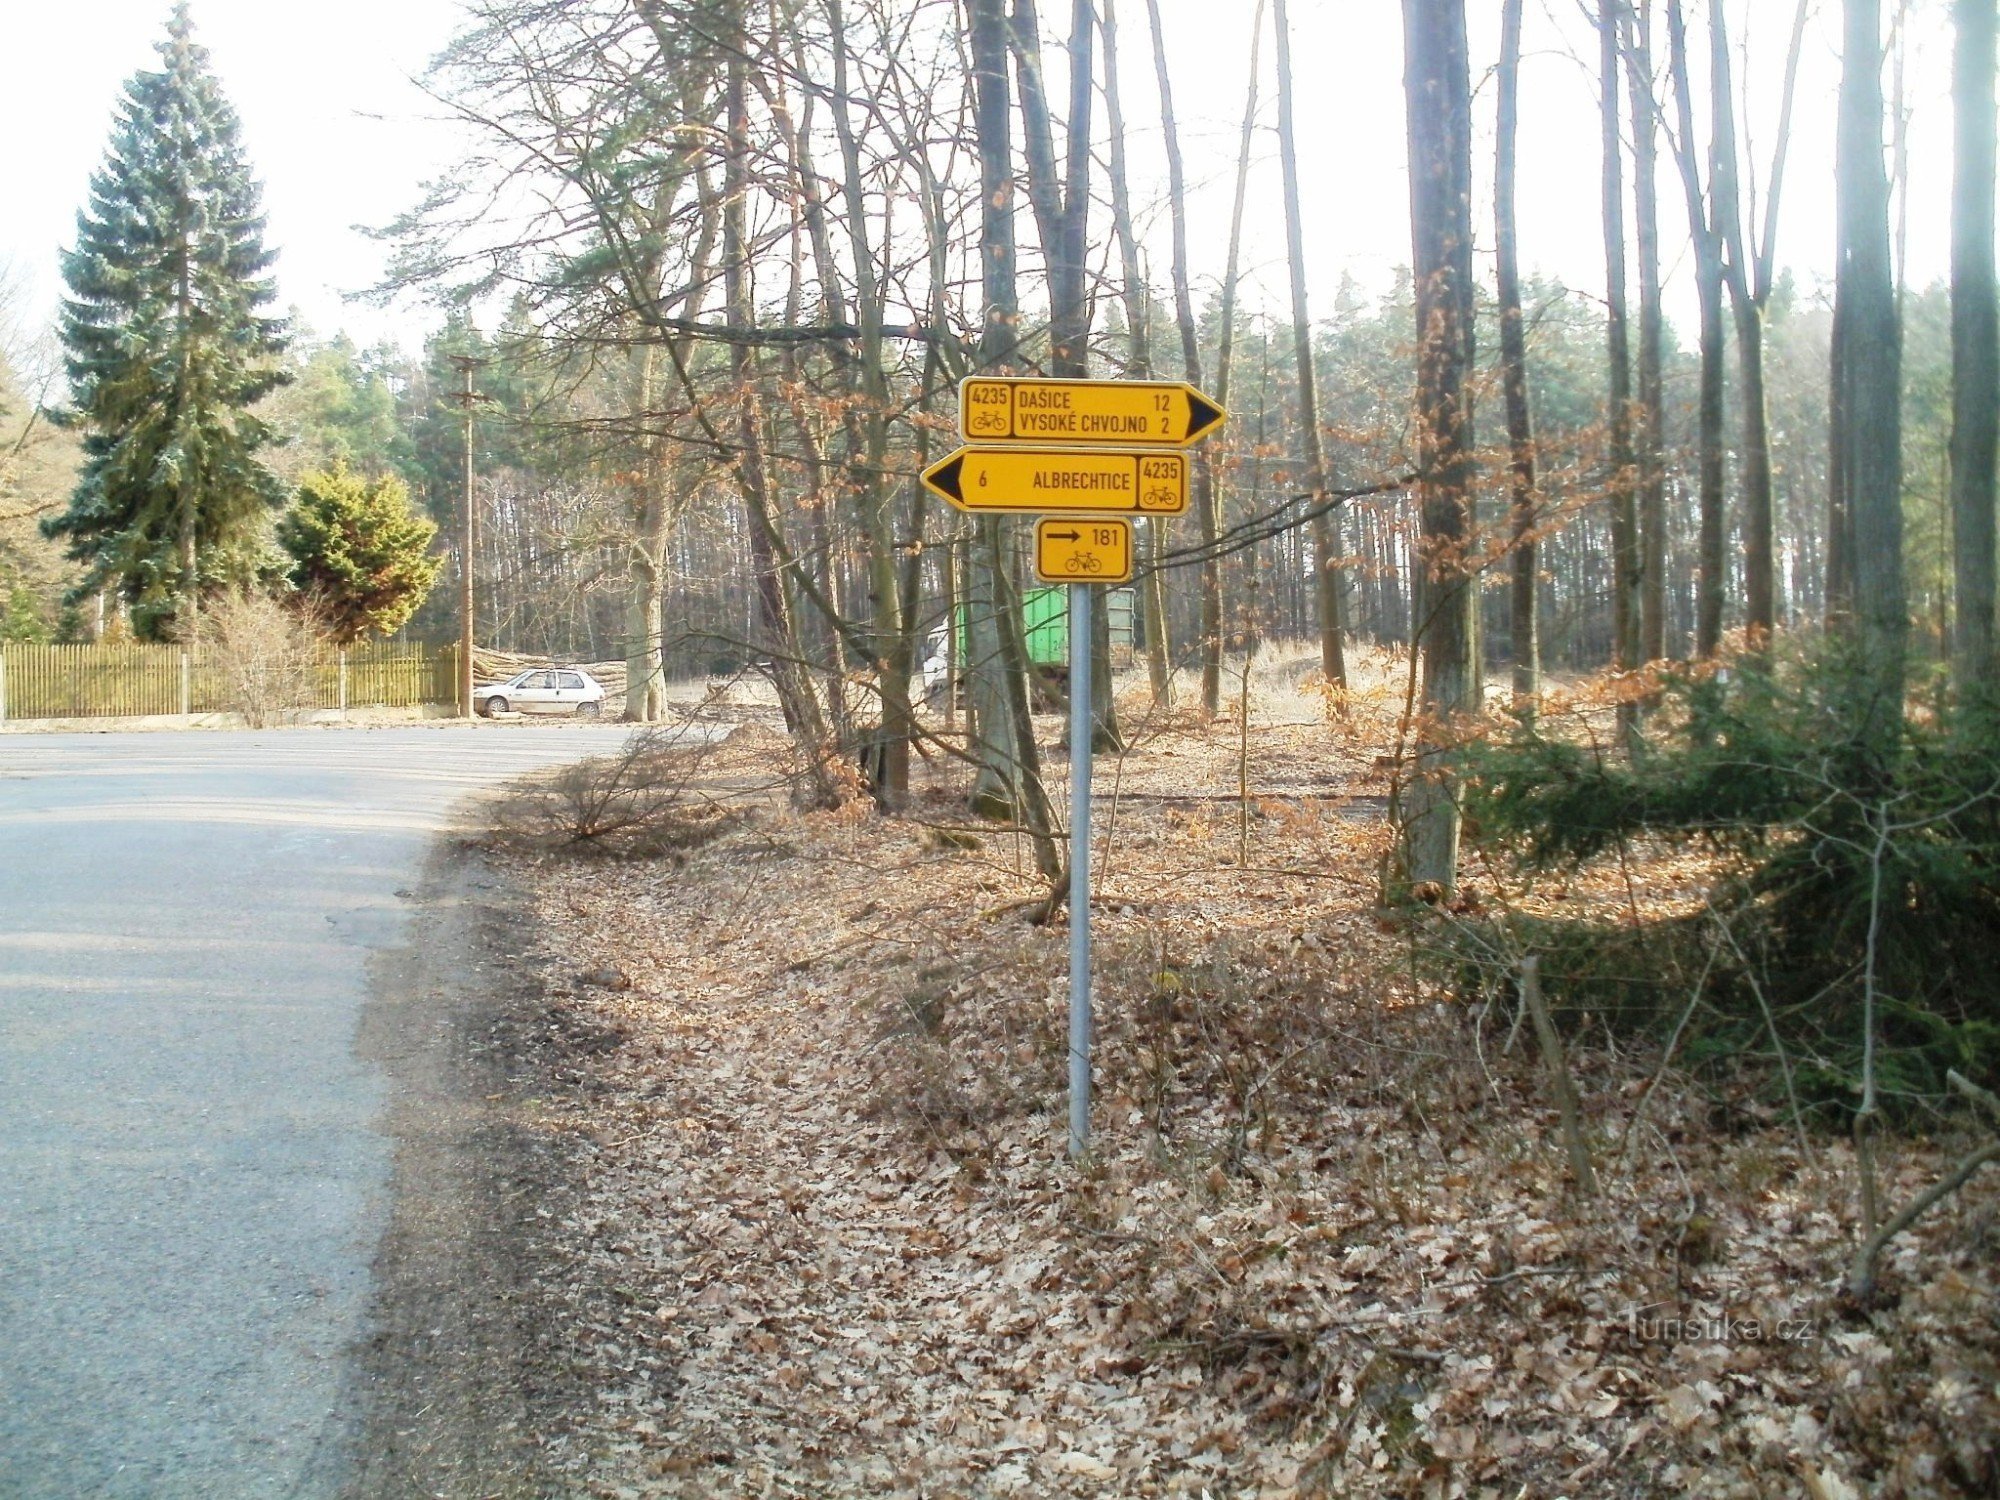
[1068,581,1093,1158]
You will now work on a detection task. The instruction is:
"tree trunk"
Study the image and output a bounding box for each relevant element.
[175,244,201,647]
[1273,0,1347,692]
[1953,0,1999,692]
[826,0,914,805]
[967,519,1022,817]
[1666,0,1728,659]
[968,0,1028,819]
[1496,0,1539,704]
[623,344,668,723]
[1708,0,1799,643]
[1142,0,1225,718]
[1892,0,1914,316]
[1012,0,1121,752]
[1624,3,1667,667]
[1009,0,1093,376]
[1835,0,1907,722]
[1600,0,1640,707]
[1211,0,1265,671]
[1400,0,1477,894]
[966,0,1059,879]
[1244,329,1272,657]
[1098,0,1146,373]
[726,37,828,758]
[1827,289,1855,622]
[765,76,848,701]
[1733,298,1777,636]
[623,543,663,719]
[624,124,715,724]
[1098,0,1173,705]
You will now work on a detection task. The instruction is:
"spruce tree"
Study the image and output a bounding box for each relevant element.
[280,465,443,644]
[45,3,288,640]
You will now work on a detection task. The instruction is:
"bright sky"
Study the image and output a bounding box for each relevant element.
[0,0,1960,358]
[0,0,464,349]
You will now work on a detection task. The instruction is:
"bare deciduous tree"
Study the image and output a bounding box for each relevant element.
[1272,0,1347,695]
[1400,0,1476,893]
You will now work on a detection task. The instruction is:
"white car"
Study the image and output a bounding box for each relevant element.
[474,667,607,718]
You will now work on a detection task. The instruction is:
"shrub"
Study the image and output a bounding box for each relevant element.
[200,588,323,728]
[1457,640,2000,1116]
[278,464,443,645]
[2,584,52,643]
[493,726,733,859]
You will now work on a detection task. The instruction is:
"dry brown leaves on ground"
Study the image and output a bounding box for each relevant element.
[496,665,2000,1499]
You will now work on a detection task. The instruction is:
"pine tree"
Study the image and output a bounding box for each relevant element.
[44,3,288,641]
[279,464,443,644]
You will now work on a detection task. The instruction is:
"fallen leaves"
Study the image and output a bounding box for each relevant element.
[496,666,2000,1499]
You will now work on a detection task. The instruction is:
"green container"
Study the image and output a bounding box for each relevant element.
[952,586,1136,669]
[1021,586,1071,665]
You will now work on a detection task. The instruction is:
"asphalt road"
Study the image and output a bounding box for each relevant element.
[0,724,636,1499]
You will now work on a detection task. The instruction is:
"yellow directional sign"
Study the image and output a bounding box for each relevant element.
[960,377,1226,448]
[1035,517,1134,585]
[921,447,1189,516]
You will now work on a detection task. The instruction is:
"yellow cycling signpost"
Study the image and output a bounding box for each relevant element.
[934,374,1224,1158]
[920,447,1189,516]
[959,376,1226,448]
[1034,518,1133,585]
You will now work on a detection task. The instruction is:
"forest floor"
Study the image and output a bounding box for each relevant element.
[479,646,2000,1499]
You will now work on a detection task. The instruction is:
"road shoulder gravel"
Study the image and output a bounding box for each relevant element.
[337,833,599,1500]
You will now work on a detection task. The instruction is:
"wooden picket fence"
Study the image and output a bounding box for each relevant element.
[0,641,460,723]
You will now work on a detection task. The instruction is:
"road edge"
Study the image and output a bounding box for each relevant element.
[330,830,582,1499]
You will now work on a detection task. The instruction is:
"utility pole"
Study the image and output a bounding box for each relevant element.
[447,354,488,717]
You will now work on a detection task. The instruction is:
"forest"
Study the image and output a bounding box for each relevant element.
[4,0,2000,1492]
[0,5,1982,732]
[0,4,1966,678]
[1,7,1981,735]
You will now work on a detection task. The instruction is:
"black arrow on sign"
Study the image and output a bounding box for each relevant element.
[1046,528,1082,542]
[1184,391,1225,442]
[924,452,965,502]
